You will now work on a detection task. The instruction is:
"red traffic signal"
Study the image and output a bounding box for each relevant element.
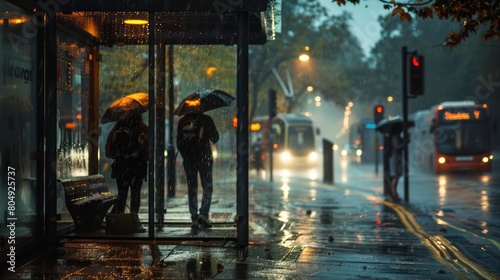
[407,54,424,97]
[374,105,384,124]
[411,56,420,67]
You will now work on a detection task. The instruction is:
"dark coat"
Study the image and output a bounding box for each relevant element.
[177,113,219,164]
[106,119,148,181]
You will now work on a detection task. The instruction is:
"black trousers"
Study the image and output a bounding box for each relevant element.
[115,176,144,214]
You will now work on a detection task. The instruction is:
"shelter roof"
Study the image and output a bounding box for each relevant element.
[15,0,273,45]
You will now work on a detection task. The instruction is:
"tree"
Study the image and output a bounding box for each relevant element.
[367,13,500,114]
[99,45,149,116]
[336,0,500,48]
[248,0,369,120]
[174,45,236,96]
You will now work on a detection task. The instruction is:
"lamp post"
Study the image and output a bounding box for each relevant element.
[271,47,311,101]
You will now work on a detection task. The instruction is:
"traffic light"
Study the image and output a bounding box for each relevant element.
[407,54,424,97]
[374,104,384,124]
[269,89,277,119]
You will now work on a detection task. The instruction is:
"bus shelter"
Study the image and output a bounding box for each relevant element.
[0,0,274,261]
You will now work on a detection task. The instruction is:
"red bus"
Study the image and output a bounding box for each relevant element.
[410,101,494,173]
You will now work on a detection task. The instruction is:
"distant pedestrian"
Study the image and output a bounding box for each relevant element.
[177,111,219,228]
[105,115,148,214]
[251,137,265,172]
[388,131,407,202]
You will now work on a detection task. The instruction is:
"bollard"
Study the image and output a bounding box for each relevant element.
[323,139,334,184]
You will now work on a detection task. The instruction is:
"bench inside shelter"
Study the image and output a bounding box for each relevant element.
[60,174,118,231]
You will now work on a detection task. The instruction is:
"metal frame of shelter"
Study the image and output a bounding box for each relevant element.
[15,0,272,248]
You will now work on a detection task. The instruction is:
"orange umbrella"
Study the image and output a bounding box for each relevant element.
[101,92,148,123]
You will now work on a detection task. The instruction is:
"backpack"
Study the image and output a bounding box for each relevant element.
[177,116,204,155]
[111,126,146,159]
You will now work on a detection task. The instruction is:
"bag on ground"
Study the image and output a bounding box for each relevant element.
[105,210,145,233]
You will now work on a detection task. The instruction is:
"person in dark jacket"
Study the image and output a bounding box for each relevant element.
[105,115,148,214]
[388,130,407,202]
[177,111,219,228]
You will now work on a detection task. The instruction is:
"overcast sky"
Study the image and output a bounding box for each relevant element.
[319,0,389,56]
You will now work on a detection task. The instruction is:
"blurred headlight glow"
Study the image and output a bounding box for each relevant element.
[438,157,446,164]
[356,149,362,156]
[308,151,318,162]
[482,156,489,163]
[281,151,292,162]
[341,150,348,157]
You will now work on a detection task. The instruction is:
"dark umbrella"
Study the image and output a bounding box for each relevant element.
[376,115,414,134]
[174,89,235,116]
[101,92,148,123]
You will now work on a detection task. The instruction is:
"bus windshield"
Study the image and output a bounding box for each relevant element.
[438,122,490,155]
[288,125,314,155]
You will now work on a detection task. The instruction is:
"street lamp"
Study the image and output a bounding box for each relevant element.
[299,45,310,62]
[299,53,310,62]
[315,95,321,107]
[206,66,217,77]
[272,49,311,98]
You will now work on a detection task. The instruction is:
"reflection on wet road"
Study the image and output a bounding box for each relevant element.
[249,172,464,277]
[331,156,500,277]
[3,155,499,279]
[248,155,500,278]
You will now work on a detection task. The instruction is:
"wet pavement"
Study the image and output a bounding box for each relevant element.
[3,168,498,279]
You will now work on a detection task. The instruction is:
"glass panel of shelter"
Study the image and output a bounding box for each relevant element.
[55,33,92,233]
[0,0,39,256]
[54,12,238,239]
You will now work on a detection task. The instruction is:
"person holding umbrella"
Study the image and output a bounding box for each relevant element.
[388,130,405,201]
[105,115,148,214]
[103,93,149,215]
[175,90,234,228]
[376,116,413,202]
[177,108,219,228]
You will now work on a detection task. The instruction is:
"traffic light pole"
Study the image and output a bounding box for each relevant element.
[402,46,410,202]
[374,105,384,175]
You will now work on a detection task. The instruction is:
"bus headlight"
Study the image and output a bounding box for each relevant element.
[280,151,292,162]
[489,155,494,160]
[308,151,318,162]
[356,149,362,157]
[341,149,348,157]
[482,156,489,163]
[438,157,446,164]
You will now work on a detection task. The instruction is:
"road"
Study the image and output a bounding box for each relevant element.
[252,153,500,277]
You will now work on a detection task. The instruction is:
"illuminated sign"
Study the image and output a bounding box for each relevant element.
[440,109,484,121]
[444,112,471,120]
